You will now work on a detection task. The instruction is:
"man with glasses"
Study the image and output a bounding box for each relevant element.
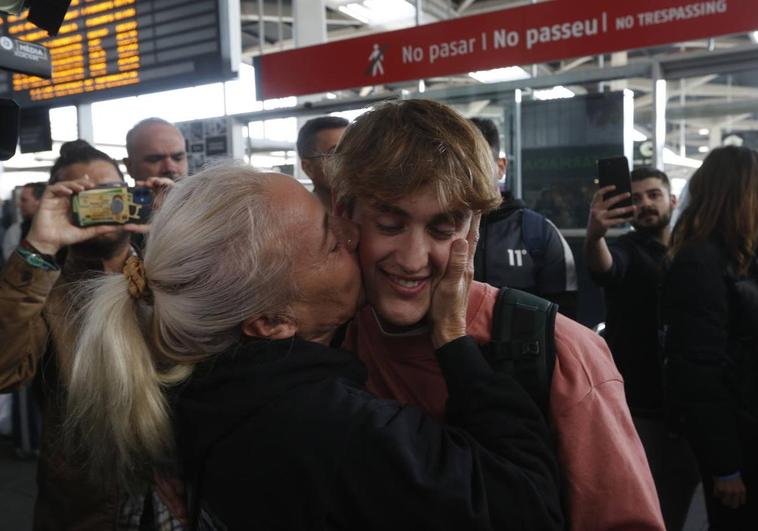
[296,116,348,208]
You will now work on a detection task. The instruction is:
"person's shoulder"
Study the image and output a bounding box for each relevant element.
[674,238,723,264]
[669,239,729,280]
[551,314,623,415]
[466,281,498,343]
[520,206,546,219]
[518,206,551,228]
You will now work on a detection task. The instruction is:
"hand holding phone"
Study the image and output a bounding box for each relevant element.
[26,177,122,256]
[597,156,633,209]
[587,156,636,241]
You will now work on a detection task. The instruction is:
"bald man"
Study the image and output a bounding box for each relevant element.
[124,117,188,183]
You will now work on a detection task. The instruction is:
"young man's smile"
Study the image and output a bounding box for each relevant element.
[350,186,471,331]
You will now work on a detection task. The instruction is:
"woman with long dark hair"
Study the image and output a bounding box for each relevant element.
[665,145,758,529]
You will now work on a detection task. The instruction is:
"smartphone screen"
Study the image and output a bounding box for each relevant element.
[129,187,153,224]
[596,156,633,210]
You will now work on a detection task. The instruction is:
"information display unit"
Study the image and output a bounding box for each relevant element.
[0,0,239,107]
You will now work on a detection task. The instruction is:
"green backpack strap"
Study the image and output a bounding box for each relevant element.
[486,288,558,418]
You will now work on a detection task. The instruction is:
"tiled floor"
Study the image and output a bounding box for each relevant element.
[684,483,709,531]
[0,434,710,531]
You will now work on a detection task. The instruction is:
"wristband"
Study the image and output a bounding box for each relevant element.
[16,239,59,271]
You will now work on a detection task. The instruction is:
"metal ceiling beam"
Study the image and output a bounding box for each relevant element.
[639,98,758,121]
[453,0,539,16]
[418,61,652,104]
[634,74,716,108]
[658,43,758,79]
[230,92,401,124]
[456,0,476,15]
[241,14,360,25]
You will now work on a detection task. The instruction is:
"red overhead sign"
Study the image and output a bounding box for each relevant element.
[257,0,758,99]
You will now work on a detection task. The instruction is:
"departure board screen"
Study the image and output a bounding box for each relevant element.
[0,0,237,108]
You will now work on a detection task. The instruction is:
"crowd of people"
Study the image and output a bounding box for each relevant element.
[0,99,756,531]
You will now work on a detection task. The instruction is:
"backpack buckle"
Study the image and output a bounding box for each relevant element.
[515,340,541,359]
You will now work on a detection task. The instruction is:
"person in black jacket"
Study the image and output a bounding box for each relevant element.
[63,165,563,530]
[665,145,758,530]
[470,118,578,318]
[586,167,698,530]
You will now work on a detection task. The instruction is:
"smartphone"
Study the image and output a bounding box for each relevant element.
[596,156,633,210]
[72,184,154,227]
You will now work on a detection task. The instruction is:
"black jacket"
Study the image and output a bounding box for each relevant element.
[664,239,758,476]
[173,336,563,530]
[591,230,667,414]
[475,197,577,318]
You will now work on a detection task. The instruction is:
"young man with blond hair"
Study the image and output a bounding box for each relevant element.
[331,99,664,531]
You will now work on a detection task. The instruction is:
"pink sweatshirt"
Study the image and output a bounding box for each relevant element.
[344,281,664,531]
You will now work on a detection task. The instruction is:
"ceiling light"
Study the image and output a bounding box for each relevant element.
[330,107,371,122]
[468,67,530,84]
[663,147,702,168]
[533,85,575,100]
[632,129,647,142]
[724,134,744,147]
[698,128,709,135]
[338,0,415,25]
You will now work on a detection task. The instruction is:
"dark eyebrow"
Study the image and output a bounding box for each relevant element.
[371,201,410,218]
[633,186,663,196]
[430,210,466,226]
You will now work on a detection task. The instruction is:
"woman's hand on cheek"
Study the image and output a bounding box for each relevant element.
[429,213,480,349]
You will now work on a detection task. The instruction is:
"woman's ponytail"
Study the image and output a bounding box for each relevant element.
[65,272,176,493]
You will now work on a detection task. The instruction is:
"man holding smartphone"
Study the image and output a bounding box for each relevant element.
[585,167,698,531]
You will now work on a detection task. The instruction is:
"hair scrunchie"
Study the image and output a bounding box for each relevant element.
[123,255,152,302]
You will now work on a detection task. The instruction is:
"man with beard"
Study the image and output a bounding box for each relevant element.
[0,140,170,530]
[586,167,698,531]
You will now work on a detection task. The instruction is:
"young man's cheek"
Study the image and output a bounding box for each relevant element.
[428,240,456,280]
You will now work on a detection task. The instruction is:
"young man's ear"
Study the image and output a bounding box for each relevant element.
[241,314,296,339]
[333,198,354,219]
[333,196,345,217]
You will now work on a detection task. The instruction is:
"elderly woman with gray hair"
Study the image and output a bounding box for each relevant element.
[64,165,562,530]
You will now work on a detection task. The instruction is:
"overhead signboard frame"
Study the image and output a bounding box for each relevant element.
[256,0,758,99]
